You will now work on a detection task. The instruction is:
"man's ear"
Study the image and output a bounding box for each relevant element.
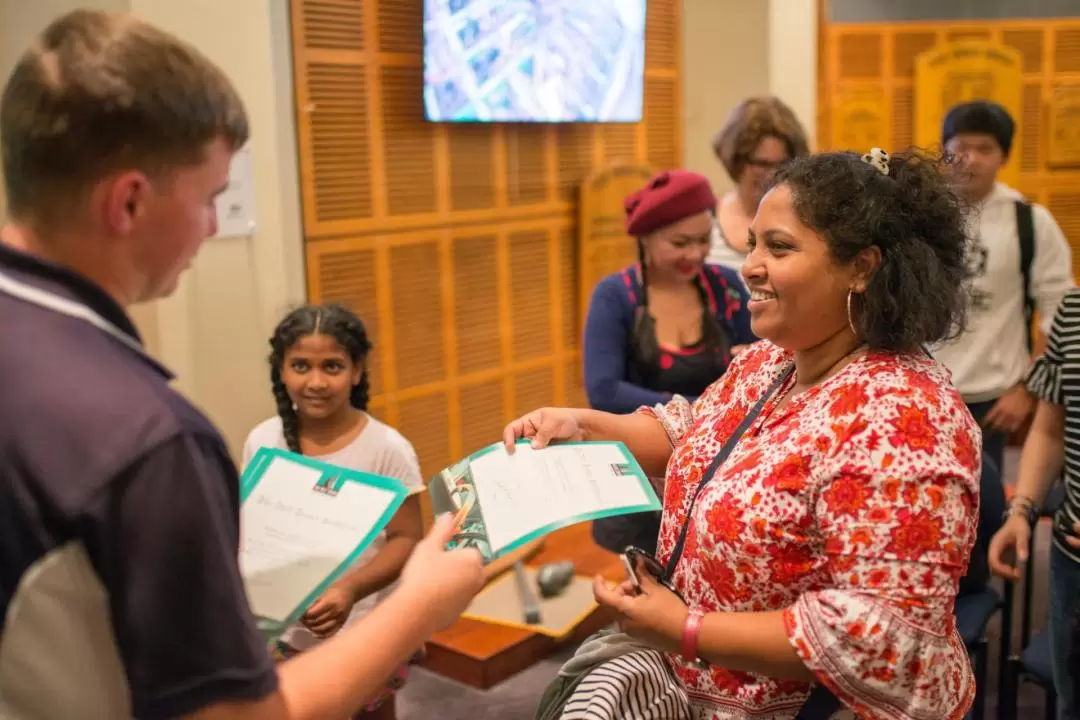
[102,171,151,237]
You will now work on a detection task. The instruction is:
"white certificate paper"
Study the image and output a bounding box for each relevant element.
[238,448,408,624]
[428,441,658,562]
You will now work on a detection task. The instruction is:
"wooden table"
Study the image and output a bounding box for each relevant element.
[420,523,623,689]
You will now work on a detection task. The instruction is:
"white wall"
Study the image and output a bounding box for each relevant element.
[682,0,818,192]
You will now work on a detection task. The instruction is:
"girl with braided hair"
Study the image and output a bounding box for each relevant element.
[242,303,424,720]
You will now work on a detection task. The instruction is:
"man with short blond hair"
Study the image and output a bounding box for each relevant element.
[0,10,482,720]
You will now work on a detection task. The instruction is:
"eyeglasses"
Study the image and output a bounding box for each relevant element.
[744,157,787,171]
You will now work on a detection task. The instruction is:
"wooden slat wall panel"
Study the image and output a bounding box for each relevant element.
[556,127,596,203]
[294,0,682,475]
[315,249,383,395]
[302,0,363,51]
[604,124,639,163]
[308,64,372,222]
[645,77,679,170]
[382,66,437,216]
[448,126,495,211]
[458,381,504,456]
[510,231,553,361]
[506,126,549,207]
[821,14,1080,282]
[559,227,579,351]
[453,235,500,374]
[514,367,556,418]
[390,242,444,387]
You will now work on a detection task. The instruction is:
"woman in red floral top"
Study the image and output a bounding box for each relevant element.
[505,149,980,719]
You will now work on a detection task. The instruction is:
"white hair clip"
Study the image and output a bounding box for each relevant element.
[861,147,890,176]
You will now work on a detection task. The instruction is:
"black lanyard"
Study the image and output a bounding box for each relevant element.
[662,364,795,582]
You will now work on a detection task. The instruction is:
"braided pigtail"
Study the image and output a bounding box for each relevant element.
[268,306,321,455]
[631,240,660,369]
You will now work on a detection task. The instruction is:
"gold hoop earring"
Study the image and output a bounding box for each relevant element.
[846,290,858,337]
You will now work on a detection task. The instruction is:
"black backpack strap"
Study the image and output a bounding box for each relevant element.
[1016,199,1036,353]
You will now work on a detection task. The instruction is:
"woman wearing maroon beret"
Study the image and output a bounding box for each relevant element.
[583,169,755,555]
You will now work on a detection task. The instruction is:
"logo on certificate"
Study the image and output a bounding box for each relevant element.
[313,475,340,497]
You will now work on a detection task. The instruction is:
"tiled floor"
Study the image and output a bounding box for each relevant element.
[399,448,1060,719]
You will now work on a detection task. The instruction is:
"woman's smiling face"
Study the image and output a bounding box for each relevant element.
[741,184,864,351]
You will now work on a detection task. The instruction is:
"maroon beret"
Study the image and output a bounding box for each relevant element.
[624,170,717,237]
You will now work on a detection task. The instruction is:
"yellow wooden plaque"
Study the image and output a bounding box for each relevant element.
[1049,83,1080,170]
[830,87,887,153]
[577,164,655,326]
[914,41,1024,187]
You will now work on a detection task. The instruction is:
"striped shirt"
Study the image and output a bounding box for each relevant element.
[1026,288,1080,564]
[561,649,689,719]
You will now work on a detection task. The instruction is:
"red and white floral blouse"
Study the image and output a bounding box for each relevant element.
[642,340,980,720]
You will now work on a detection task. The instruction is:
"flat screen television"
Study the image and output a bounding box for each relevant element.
[423,0,647,123]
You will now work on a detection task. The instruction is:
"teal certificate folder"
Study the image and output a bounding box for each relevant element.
[428,440,659,563]
[238,447,409,626]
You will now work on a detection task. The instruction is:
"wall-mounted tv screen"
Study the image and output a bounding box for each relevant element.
[423,0,647,123]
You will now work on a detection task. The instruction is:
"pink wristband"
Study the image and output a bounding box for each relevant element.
[681,610,703,662]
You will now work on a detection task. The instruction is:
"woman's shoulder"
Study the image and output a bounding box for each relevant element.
[589,267,640,311]
[845,352,978,456]
[358,416,422,476]
[245,415,284,449]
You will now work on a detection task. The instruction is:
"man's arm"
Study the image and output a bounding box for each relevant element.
[84,434,279,720]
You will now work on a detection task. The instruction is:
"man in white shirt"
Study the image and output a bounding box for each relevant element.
[933,101,1074,475]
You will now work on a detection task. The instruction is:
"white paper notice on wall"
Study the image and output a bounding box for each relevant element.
[215,144,257,238]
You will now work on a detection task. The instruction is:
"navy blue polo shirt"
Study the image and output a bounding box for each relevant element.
[0,243,277,718]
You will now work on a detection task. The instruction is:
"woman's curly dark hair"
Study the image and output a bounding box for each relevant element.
[767,149,973,352]
[268,303,373,454]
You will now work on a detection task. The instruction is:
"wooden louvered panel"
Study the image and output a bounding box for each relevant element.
[1003,30,1044,74]
[447,125,495,211]
[892,87,913,149]
[604,124,638,163]
[645,0,676,69]
[390,242,445,387]
[506,125,548,207]
[1046,191,1080,280]
[838,34,882,79]
[556,127,595,202]
[398,393,449,476]
[458,381,504,457]
[645,77,678,170]
[514,367,556,417]
[1021,85,1042,173]
[316,249,382,395]
[560,227,579,351]
[301,0,363,51]
[294,0,682,491]
[893,32,936,78]
[1056,29,1080,73]
[381,66,437,215]
[947,30,991,43]
[452,235,500,374]
[565,357,587,409]
[376,0,420,54]
[510,231,552,361]
[307,64,372,223]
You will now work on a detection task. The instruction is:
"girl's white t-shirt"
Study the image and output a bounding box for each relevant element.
[241,413,424,651]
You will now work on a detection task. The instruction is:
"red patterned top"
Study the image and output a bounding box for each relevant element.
[642,341,979,720]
